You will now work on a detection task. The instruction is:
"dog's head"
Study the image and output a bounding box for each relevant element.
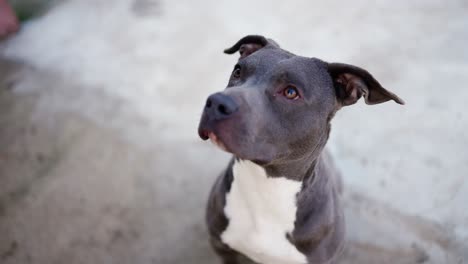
[198,35,404,164]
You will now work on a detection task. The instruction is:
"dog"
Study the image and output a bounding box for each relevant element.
[198,35,404,264]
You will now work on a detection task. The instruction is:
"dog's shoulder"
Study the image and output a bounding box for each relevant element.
[290,153,345,263]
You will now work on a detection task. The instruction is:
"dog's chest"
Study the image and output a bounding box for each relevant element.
[221,160,307,264]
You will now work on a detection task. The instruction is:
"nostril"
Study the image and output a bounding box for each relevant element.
[206,99,212,108]
[206,93,238,118]
[218,104,228,115]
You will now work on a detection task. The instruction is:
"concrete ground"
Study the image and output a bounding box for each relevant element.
[0,0,467,263]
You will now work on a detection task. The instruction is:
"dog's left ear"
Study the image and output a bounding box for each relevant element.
[224,35,280,59]
[328,62,405,106]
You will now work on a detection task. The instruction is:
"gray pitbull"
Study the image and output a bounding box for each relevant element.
[198,35,404,264]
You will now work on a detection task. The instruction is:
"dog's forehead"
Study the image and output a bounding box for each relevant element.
[241,48,326,77]
[241,47,294,66]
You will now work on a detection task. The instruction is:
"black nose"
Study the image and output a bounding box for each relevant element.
[205,93,238,120]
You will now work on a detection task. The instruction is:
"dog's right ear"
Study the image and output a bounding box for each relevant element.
[224,35,279,59]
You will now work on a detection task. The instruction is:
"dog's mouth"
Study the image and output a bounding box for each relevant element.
[198,127,276,164]
[199,129,228,152]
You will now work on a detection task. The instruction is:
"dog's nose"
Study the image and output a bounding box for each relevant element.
[205,93,238,119]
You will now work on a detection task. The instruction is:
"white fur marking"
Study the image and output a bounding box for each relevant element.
[221,160,307,264]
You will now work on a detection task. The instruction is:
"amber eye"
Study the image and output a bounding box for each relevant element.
[232,67,241,79]
[283,86,299,100]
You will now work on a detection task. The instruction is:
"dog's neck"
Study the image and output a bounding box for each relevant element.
[262,131,330,182]
[262,156,319,182]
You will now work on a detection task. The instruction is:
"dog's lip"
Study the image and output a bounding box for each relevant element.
[198,129,229,152]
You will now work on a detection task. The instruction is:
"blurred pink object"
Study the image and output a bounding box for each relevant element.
[0,0,19,39]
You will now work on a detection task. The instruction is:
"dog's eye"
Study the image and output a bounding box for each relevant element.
[283,86,299,100]
[232,66,241,79]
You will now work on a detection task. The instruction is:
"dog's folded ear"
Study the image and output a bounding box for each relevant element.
[224,35,280,59]
[328,63,405,106]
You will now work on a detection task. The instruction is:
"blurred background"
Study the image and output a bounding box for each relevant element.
[0,0,467,263]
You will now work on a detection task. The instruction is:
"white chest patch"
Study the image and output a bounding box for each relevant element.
[221,160,307,264]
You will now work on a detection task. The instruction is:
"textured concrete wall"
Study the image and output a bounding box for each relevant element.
[0,0,467,263]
